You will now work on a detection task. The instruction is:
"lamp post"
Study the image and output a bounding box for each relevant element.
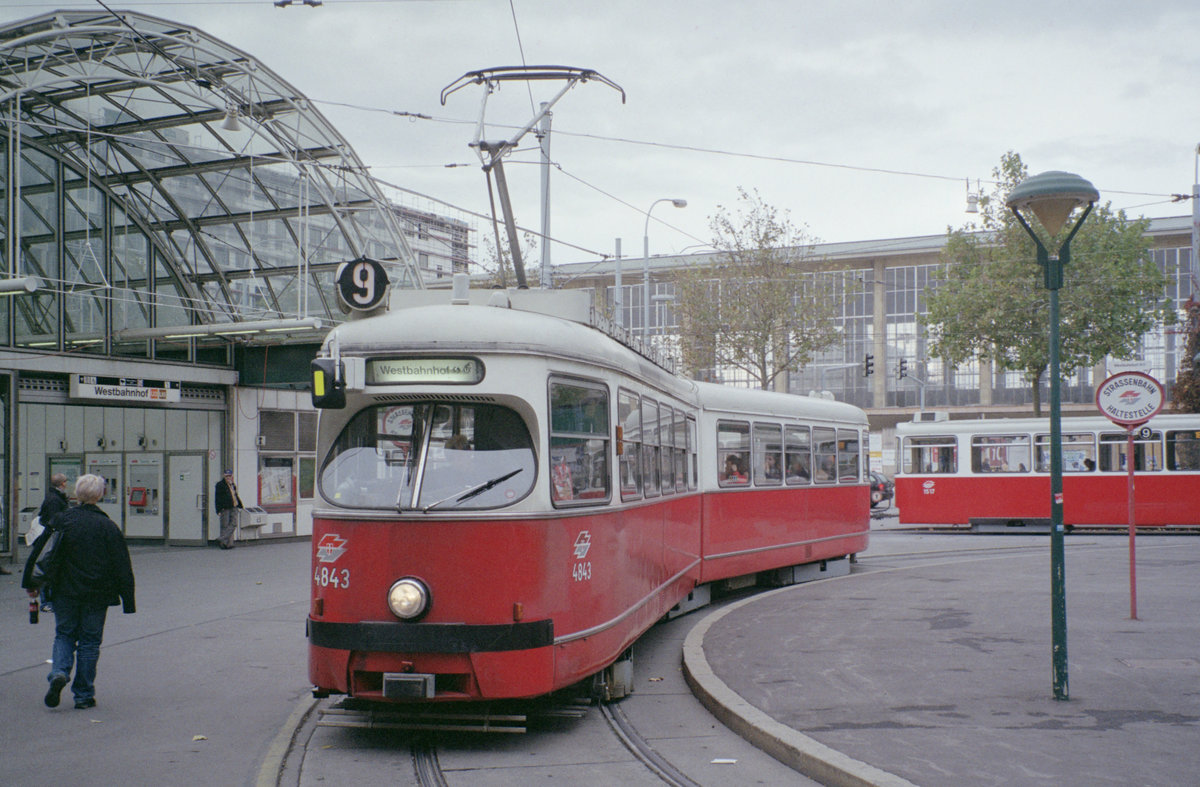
[1006,170,1098,701]
[643,198,687,340]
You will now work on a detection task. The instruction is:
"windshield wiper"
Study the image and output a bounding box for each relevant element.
[421,468,523,513]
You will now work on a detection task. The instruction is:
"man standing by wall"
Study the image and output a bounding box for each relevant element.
[214,470,243,550]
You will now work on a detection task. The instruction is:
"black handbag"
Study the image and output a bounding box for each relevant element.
[29,529,63,589]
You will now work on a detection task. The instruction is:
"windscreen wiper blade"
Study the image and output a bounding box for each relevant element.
[421,468,523,513]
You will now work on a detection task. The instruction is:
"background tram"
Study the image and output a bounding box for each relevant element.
[895,414,1200,529]
[306,290,869,704]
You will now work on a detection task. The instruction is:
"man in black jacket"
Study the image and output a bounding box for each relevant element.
[28,474,71,601]
[29,473,136,710]
[39,473,70,525]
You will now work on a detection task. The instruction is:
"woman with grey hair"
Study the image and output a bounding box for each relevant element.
[28,473,136,710]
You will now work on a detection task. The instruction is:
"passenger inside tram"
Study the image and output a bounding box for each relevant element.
[787,457,810,482]
[722,454,748,483]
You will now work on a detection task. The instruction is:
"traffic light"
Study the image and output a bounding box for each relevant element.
[863,353,874,377]
[898,358,908,379]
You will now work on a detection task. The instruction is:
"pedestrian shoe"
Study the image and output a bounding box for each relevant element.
[74,698,97,710]
[45,674,68,708]
[0,565,11,574]
[40,603,53,613]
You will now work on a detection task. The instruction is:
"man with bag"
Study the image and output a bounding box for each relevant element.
[22,474,136,710]
[24,473,71,606]
[39,473,71,527]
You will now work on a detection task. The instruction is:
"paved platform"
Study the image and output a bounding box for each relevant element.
[685,530,1200,787]
[0,540,312,787]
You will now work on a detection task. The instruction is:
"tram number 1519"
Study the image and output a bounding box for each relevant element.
[315,566,351,589]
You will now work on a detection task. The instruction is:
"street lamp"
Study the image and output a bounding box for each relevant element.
[643,198,687,340]
[1006,170,1099,701]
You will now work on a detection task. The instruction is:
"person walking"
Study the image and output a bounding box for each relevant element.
[28,473,136,710]
[31,473,71,608]
[214,469,243,549]
[39,473,71,526]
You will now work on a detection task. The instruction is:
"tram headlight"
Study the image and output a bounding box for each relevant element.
[387,577,430,620]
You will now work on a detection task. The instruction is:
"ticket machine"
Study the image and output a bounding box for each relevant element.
[85,454,122,525]
[125,454,163,538]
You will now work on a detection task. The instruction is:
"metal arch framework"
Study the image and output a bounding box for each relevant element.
[0,9,421,352]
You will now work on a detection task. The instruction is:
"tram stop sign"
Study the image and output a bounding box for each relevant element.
[1095,371,1164,427]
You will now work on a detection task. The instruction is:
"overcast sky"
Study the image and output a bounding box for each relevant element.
[10,0,1200,267]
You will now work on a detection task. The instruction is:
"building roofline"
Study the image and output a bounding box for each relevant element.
[552,215,1192,279]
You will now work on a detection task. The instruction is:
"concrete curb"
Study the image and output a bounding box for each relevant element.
[257,694,321,787]
[682,588,917,787]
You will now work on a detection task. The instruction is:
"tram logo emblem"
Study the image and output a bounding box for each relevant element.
[573,531,592,560]
[316,533,348,563]
[922,480,936,495]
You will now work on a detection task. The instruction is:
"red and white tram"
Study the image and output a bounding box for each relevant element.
[306,291,869,703]
[895,415,1200,529]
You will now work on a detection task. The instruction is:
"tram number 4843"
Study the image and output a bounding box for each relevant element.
[315,566,351,589]
[572,561,592,582]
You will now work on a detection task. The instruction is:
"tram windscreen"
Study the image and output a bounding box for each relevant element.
[320,402,536,511]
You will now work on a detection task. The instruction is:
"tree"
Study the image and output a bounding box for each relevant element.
[1170,297,1200,413]
[478,230,538,289]
[674,188,839,390]
[923,151,1174,415]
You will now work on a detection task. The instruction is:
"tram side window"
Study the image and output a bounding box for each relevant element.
[673,409,688,492]
[619,390,642,500]
[838,429,860,483]
[1100,431,1163,472]
[687,416,698,490]
[971,434,1030,473]
[659,406,675,496]
[549,380,611,505]
[813,427,837,483]
[785,425,811,484]
[753,423,783,486]
[643,398,662,497]
[1035,433,1096,473]
[903,436,957,474]
[717,421,750,486]
[1166,430,1200,471]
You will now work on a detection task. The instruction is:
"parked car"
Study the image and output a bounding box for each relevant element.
[869,471,894,508]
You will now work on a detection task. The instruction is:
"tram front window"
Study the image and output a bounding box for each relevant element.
[320,402,536,511]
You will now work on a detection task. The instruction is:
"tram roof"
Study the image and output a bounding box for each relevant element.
[694,379,868,426]
[326,301,691,395]
[327,299,869,425]
[0,9,421,344]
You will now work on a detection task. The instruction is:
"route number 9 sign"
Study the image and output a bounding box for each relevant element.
[336,258,389,312]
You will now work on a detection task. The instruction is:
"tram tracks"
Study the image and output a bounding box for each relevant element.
[402,701,705,787]
[321,696,706,787]
[411,737,448,787]
[599,700,704,787]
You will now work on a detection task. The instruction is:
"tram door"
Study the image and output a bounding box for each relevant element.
[85,454,122,525]
[125,454,163,538]
[167,453,206,545]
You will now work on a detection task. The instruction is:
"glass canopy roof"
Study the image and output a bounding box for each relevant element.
[0,8,421,356]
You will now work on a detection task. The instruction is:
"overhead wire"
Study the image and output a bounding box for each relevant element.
[13,7,1189,278]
